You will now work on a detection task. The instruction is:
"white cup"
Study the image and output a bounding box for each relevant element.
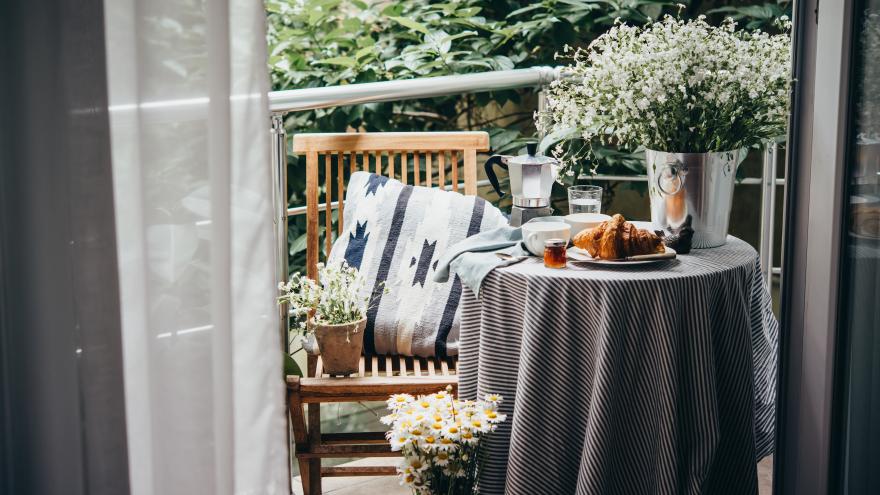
[564,213,611,236]
[521,222,571,256]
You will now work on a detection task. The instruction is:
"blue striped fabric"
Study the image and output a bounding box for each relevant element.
[459,236,777,494]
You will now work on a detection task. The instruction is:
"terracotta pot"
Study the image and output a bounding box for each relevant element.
[312,318,366,376]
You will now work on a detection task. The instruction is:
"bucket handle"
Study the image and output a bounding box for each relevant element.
[657,161,686,196]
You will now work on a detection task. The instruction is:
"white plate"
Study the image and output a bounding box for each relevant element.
[567,246,677,266]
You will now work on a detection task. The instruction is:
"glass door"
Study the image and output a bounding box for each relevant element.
[832,2,880,492]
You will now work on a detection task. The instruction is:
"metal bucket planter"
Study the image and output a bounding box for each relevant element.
[645,149,744,248]
[312,318,366,376]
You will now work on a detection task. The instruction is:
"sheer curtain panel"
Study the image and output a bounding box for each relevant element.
[103,0,287,493]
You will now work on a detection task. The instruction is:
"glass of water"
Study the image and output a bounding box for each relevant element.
[567,185,603,214]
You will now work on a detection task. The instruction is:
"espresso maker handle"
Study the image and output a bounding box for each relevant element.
[484,155,510,198]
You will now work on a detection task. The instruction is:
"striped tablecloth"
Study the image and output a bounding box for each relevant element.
[458,236,778,495]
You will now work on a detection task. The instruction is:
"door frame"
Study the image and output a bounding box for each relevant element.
[775,1,856,494]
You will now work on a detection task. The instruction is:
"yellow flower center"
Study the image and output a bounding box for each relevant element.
[441,438,453,444]
[448,426,459,434]
[425,436,435,444]
[405,475,414,483]
[411,460,423,469]
[411,429,422,436]
[420,401,430,408]
[487,411,497,419]
[438,452,449,460]
[472,420,482,428]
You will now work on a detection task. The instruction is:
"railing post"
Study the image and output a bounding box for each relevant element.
[759,141,779,288]
[271,113,290,353]
[537,89,547,142]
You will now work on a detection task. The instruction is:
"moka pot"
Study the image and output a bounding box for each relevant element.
[484,143,557,208]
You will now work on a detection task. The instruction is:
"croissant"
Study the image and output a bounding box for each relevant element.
[572,214,665,260]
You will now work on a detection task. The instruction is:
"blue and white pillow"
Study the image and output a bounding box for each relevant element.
[328,172,507,358]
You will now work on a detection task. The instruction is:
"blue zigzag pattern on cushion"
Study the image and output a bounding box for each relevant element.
[411,239,437,288]
[364,173,389,196]
[343,221,369,269]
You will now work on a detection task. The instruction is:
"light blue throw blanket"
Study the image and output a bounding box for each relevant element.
[433,217,568,296]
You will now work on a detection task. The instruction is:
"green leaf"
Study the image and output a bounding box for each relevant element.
[290,232,308,256]
[284,353,303,377]
[314,56,357,68]
[493,55,515,71]
[490,128,521,151]
[539,126,579,154]
[441,30,477,44]
[507,4,544,17]
[454,7,482,17]
[355,46,376,60]
[557,0,602,11]
[426,30,452,54]
[388,16,430,35]
[265,1,284,14]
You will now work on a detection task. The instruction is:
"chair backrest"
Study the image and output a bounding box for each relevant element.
[291,131,490,280]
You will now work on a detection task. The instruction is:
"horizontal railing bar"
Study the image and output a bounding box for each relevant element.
[269,67,562,113]
[285,179,493,216]
[287,201,340,217]
[285,176,786,217]
[580,175,786,186]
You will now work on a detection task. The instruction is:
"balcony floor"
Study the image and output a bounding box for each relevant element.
[292,458,407,495]
[293,456,774,494]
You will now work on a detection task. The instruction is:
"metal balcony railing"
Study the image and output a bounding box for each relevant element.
[268,67,785,348]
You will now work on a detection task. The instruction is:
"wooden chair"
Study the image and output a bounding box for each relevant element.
[287,132,490,494]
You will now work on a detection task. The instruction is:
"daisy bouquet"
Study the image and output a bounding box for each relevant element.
[536,14,792,179]
[382,387,506,494]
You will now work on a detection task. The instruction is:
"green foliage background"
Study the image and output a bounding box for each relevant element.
[267,0,791,276]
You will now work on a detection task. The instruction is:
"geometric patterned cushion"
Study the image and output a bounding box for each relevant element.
[328,172,507,357]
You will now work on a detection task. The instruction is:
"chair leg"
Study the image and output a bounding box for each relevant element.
[304,401,322,494]
[288,377,317,495]
[298,458,313,495]
[306,458,321,495]
[306,355,322,494]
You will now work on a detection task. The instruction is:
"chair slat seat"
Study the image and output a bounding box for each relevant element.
[314,354,458,378]
[293,375,458,403]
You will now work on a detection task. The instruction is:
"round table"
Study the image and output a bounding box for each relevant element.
[458,235,778,495]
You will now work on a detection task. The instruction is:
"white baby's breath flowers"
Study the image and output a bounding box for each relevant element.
[382,387,505,494]
[277,260,380,334]
[536,15,792,180]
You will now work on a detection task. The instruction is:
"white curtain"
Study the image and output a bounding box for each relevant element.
[103,0,288,494]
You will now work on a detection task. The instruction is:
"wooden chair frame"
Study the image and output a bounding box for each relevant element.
[287,132,489,494]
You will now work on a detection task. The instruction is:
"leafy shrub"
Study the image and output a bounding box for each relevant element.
[266,0,790,274]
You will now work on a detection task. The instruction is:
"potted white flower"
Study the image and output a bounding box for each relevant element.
[278,261,372,375]
[381,387,507,494]
[537,15,792,247]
